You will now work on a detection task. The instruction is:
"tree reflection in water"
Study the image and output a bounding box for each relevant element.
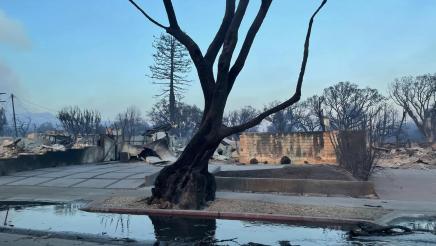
[54,203,83,216]
[98,214,132,235]
[150,215,218,245]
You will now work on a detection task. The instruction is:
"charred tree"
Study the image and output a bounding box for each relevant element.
[149,99,203,139]
[0,107,6,136]
[113,106,146,142]
[128,0,327,209]
[303,95,326,131]
[389,74,436,143]
[225,106,259,130]
[148,33,192,125]
[323,82,385,131]
[57,106,102,140]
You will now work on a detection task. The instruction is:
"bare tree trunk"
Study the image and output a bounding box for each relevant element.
[169,36,176,124]
[148,117,221,209]
[396,110,406,147]
[319,110,325,131]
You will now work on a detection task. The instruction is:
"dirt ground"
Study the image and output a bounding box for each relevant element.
[93,196,389,221]
[215,164,355,181]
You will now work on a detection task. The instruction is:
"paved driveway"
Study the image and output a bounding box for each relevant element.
[0,162,161,189]
[0,162,283,191]
[371,168,436,202]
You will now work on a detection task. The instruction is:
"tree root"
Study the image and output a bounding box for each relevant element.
[146,164,216,210]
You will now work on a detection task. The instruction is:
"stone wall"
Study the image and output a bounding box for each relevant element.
[239,131,336,164]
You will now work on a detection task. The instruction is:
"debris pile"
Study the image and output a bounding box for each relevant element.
[118,136,176,165]
[377,145,436,169]
[212,138,239,162]
[123,135,240,165]
[0,133,73,159]
[72,136,97,149]
[0,138,21,159]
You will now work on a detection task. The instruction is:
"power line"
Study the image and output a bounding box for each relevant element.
[14,96,58,114]
[13,97,33,116]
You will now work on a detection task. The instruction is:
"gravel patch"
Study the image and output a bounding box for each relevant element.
[93,196,390,221]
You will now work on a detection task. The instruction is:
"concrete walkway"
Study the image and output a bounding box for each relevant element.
[370,168,436,202]
[0,162,161,189]
[0,162,285,202]
[0,162,282,190]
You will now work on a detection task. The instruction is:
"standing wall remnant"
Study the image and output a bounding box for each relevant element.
[239,131,337,164]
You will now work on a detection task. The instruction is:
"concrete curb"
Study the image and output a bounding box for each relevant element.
[81,206,377,227]
[215,177,377,198]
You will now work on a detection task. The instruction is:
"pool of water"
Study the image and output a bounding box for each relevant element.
[390,216,436,233]
[1,202,436,245]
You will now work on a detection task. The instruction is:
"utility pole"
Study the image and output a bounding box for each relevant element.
[11,94,18,137]
[0,93,7,137]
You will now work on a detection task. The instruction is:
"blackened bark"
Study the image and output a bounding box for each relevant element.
[148,122,221,209]
[319,110,326,132]
[169,37,176,124]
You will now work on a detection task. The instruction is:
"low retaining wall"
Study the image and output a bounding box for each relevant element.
[215,177,377,198]
[0,146,104,176]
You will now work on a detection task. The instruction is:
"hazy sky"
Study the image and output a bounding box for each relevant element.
[1,0,435,120]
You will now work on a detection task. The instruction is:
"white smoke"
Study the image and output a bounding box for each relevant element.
[0,9,31,50]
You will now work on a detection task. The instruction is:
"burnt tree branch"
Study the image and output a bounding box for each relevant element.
[162,2,215,95]
[228,0,272,92]
[204,0,236,65]
[128,0,167,29]
[216,0,249,86]
[223,0,327,136]
[162,0,179,28]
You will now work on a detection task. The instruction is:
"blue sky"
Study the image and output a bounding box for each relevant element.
[1,0,436,120]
